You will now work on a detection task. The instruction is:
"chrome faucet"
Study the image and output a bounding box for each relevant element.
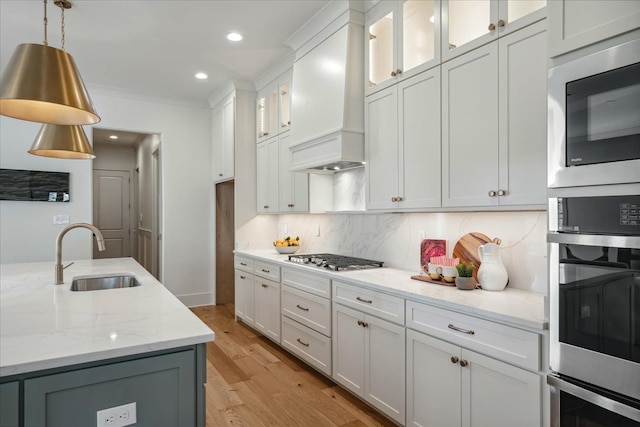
[55,223,106,285]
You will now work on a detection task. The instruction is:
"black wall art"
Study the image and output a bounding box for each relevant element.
[0,169,70,202]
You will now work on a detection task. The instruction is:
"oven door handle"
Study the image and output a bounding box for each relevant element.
[547,232,640,249]
[548,375,640,422]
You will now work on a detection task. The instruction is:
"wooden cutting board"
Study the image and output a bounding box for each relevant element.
[452,232,495,282]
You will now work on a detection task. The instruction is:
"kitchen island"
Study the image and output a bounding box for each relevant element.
[0,257,214,427]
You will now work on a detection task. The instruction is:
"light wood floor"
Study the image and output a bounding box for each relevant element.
[191,304,396,427]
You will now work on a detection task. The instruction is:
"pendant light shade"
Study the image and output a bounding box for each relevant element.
[29,124,95,159]
[0,43,100,125]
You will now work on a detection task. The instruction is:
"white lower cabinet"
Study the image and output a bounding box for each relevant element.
[407,329,542,427]
[333,303,405,425]
[254,277,281,343]
[234,269,254,325]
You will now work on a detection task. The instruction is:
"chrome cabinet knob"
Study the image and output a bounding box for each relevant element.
[488,190,497,197]
[497,189,506,196]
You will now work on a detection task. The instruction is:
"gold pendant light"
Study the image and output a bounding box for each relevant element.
[29,124,95,159]
[0,0,100,125]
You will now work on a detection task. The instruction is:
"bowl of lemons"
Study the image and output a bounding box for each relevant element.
[274,236,300,254]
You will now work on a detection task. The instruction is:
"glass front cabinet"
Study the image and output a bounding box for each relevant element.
[442,0,546,61]
[366,0,441,95]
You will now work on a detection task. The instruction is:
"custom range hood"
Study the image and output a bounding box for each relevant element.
[285,1,364,173]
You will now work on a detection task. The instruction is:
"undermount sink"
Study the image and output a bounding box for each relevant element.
[70,274,142,291]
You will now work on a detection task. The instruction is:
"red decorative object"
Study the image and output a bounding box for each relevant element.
[420,239,446,269]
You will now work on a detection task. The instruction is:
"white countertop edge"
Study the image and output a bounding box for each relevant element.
[0,332,214,377]
[234,249,548,331]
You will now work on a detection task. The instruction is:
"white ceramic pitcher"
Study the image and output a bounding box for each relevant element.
[477,243,508,291]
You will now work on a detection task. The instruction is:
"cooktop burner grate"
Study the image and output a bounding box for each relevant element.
[288,253,384,271]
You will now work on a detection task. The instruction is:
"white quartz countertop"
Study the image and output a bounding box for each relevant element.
[0,258,215,377]
[235,249,547,331]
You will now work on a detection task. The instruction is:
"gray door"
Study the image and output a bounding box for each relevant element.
[93,170,131,258]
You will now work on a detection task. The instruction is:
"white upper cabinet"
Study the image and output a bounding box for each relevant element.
[212,96,235,183]
[442,0,545,62]
[278,70,292,133]
[366,0,441,95]
[548,0,640,57]
[256,136,279,213]
[366,68,441,210]
[256,83,278,143]
[442,21,547,208]
[278,132,309,212]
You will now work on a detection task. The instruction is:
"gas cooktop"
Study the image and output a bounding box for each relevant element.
[287,253,384,271]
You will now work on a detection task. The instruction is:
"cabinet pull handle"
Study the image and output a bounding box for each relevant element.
[497,189,506,196]
[356,296,373,304]
[263,205,269,209]
[240,275,246,279]
[391,70,397,77]
[488,22,496,31]
[396,68,402,75]
[448,323,475,335]
[219,173,223,177]
[261,269,270,273]
[357,320,369,328]
[264,132,269,136]
[261,283,268,288]
[451,356,459,364]
[497,19,505,27]
[288,204,294,208]
[288,121,291,125]
[240,262,247,266]
[391,197,397,202]
[296,304,309,311]
[397,196,403,202]
[297,338,310,347]
[460,360,468,367]
[488,190,497,197]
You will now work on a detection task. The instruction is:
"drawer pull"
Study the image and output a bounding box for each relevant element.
[296,304,309,312]
[451,356,459,364]
[262,269,270,273]
[460,360,468,367]
[297,338,310,347]
[240,275,246,279]
[448,323,475,335]
[240,262,247,266]
[261,284,268,288]
[356,296,372,304]
[357,320,369,328]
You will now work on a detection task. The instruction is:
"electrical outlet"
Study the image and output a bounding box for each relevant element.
[97,402,137,427]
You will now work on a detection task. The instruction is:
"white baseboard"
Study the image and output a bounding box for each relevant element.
[177,292,215,307]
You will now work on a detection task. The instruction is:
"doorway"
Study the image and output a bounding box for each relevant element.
[93,169,131,258]
[216,180,235,304]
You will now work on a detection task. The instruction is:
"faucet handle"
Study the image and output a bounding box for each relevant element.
[63,261,75,270]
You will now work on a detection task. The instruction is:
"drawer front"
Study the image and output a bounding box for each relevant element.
[234,256,254,273]
[406,300,540,371]
[254,260,280,282]
[333,281,405,325]
[281,316,332,376]
[282,285,331,337]
[281,268,331,299]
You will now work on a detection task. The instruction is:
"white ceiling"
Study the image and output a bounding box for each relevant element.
[0,0,331,103]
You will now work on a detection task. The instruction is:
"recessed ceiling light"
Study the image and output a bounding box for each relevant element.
[109,135,118,140]
[226,32,243,42]
[195,72,208,80]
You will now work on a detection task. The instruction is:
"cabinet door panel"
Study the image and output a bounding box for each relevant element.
[399,67,441,208]
[24,350,196,427]
[407,330,461,427]
[462,348,542,427]
[332,304,365,397]
[0,381,19,427]
[235,270,254,324]
[442,43,499,207]
[498,22,547,206]
[366,86,399,210]
[366,0,397,94]
[279,132,308,212]
[254,277,280,343]
[443,0,498,61]
[365,314,406,425]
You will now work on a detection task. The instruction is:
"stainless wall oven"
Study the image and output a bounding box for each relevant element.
[548,38,640,189]
[548,194,640,426]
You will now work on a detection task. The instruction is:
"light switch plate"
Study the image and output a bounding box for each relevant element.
[53,215,70,225]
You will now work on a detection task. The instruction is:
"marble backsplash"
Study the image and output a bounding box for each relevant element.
[272,210,548,294]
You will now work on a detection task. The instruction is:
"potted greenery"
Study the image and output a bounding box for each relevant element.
[455,262,476,290]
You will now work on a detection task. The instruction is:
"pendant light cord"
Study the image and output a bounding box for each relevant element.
[43,0,48,46]
[60,2,65,50]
